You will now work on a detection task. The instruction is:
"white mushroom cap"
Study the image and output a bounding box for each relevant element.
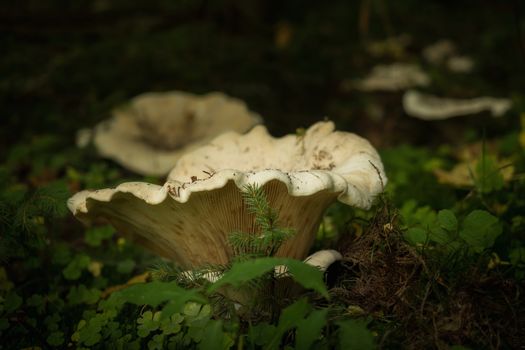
[91,91,262,176]
[403,90,512,120]
[68,121,386,269]
[354,63,430,91]
[303,249,343,272]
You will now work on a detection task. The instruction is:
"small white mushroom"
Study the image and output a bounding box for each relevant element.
[403,90,512,120]
[354,63,430,91]
[86,91,261,176]
[68,121,386,269]
[303,249,343,272]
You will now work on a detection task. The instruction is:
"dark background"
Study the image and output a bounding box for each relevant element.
[2,0,524,155]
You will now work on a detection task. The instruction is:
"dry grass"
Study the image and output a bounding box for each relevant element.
[329,199,525,349]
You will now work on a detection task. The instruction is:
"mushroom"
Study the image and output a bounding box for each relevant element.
[403,90,512,120]
[353,63,430,91]
[302,249,343,272]
[68,121,386,269]
[87,91,262,176]
[422,39,474,73]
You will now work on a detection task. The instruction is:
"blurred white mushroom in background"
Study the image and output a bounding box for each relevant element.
[403,90,512,120]
[77,91,262,177]
[423,39,474,73]
[353,63,430,92]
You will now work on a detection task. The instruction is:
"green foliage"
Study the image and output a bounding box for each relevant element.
[263,298,312,349]
[106,281,207,309]
[380,145,455,208]
[0,178,70,260]
[460,210,502,253]
[85,226,115,247]
[2,5,525,348]
[509,247,525,278]
[63,254,91,280]
[199,320,234,350]
[402,207,503,254]
[229,184,294,257]
[438,209,458,231]
[208,257,328,298]
[295,308,329,349]
[337,319,376,350]
[67,285,102,305]
[474,154,505,194]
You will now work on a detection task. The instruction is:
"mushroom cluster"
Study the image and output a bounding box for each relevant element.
[69,121,386,269]
[85,91,261,176]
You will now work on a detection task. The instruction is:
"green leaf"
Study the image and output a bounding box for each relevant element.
[198,320,232,350]
[285,260,329,298]
[207,258,277,291]
[137,311,161,338]
[117,259,136,274]
[51,243,72,265]
[460,210,502,253]
[428,227,452,245]
[47,331,65,346]
[44,313,61,331]
[148,334,165,350]
[438,209,457,231]
[509,247,525,266]
[337,319,375,350]
[160,313,183,335]
[184,302,202,317]
[249,323,276,346]
[400,201,437,228]
[67,285,101,305]
[277,298,311,334]
[107,281,207,309]
[26,294,45,314]
[265,298,312,350]
[404,227,427,245]
[63,254,91,280]
[208,258,328,298]
[85,226,114,247]
[295,309,329,349]
[74,317,105,346]
[475,155,504,193]
[4,292,22,313]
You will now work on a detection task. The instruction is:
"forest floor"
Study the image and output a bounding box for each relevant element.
[1,1,525,349]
